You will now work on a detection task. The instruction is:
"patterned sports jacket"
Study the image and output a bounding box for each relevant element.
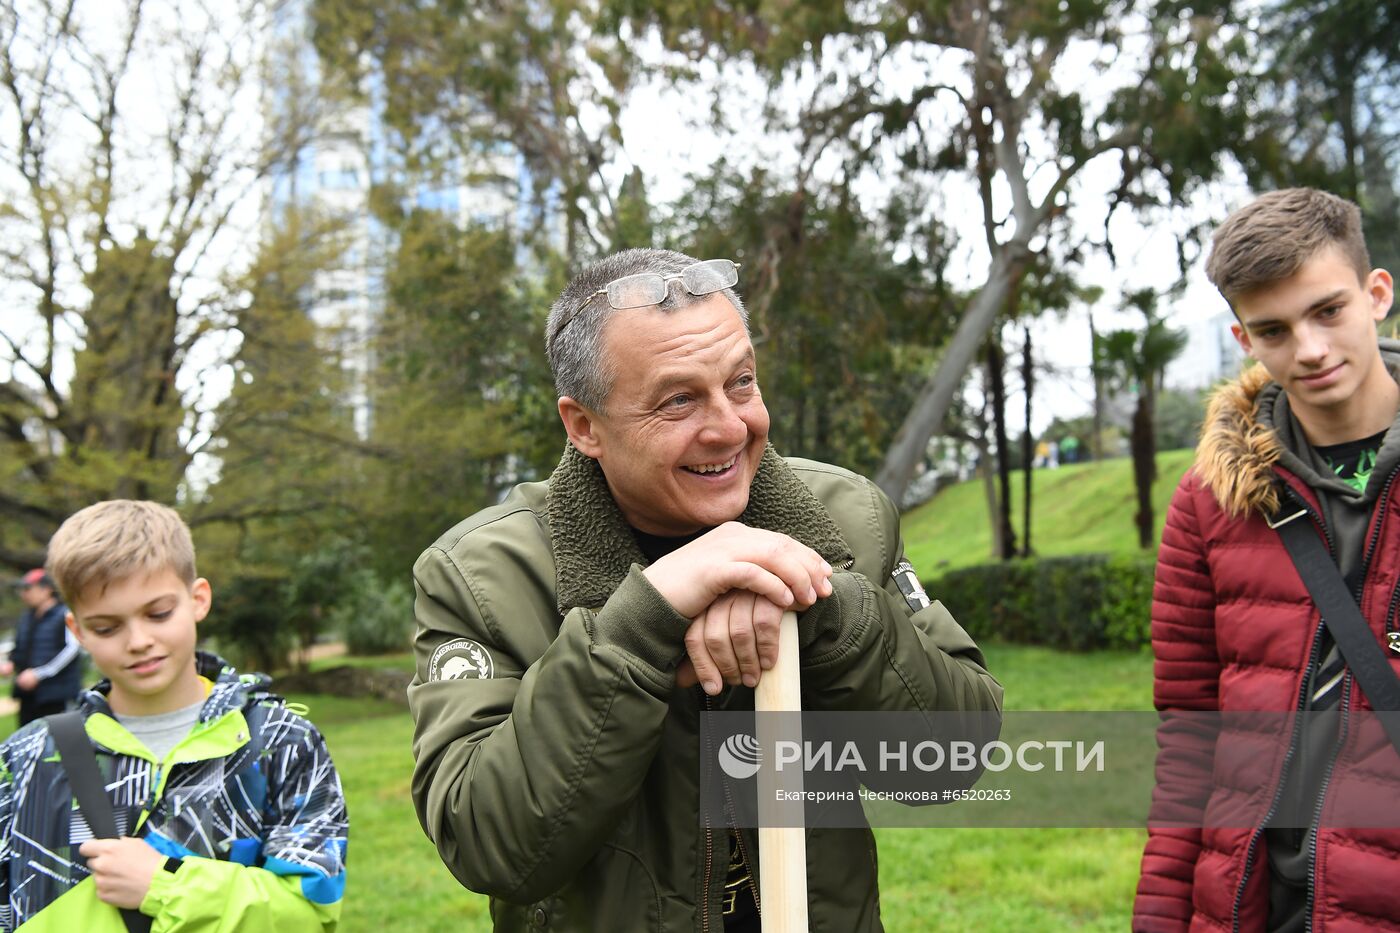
[0,652,348,932]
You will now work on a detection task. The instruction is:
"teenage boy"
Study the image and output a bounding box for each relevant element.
[3,570,82,724]
[1135,187,1400,931]
[0,500,349,932]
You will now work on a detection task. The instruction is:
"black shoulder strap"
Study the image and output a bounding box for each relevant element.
[1270,499,1400,756]
[47,711,154,933]
[48,711,118,838]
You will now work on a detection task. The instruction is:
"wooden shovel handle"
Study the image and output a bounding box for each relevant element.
[754,610,809,931]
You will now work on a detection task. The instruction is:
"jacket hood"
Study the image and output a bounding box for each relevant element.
[544,442,853,613]
[1196,363,1285,519]
[1196,338,1400,518]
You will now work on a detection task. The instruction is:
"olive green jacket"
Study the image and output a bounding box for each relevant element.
[409,445,1002,931]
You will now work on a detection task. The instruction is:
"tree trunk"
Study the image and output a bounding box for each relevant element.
[972,386,1002,560]
[987,336,1018,560]
[875,243,1031,501]
[1090,308,1104,461]
[1337,78,1360,202]
[1021,324,1034,558]
[977,439,1002,561]
[1131,378,1159,548]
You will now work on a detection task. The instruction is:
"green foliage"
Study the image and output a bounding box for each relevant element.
[667,163,951,475]
[310,0,642,262]
[1246,0,1400,272]
[605,0,1261,502]
[931,554,1156,651]
[1155,387,1208,450]
[206,573,294,675]
[204,537,366,673]
[0,1,356,574]
[331,571,415,656]
[361,211,559,579]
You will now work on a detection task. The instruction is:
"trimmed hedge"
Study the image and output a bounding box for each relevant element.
[927,553,1157,651]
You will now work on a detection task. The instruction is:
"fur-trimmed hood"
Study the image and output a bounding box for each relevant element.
[1196,363,1286,519]
[1196,339,1400,518]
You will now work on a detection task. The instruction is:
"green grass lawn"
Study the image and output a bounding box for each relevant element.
[869,642,1152,931]
[902,449,1196,575]
[311,641,1153,930]
[0,642,1152,930]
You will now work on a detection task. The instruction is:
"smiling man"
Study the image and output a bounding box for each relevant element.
[408,247,1001,931]
[1135,189,1400,933]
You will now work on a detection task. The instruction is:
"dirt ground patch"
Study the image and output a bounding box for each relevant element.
[271,665,411,706]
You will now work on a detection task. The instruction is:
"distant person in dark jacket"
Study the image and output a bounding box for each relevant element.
[2,569,82,724]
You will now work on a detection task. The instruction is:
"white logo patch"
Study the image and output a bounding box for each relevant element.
[892,560,932,612]
[429,638,495,681]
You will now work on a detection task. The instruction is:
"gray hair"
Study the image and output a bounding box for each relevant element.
[545,248,748,412]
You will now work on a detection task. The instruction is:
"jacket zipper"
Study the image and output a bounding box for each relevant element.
[702,825,713,933]
[732,821,761,917]
[702,692,716,933]
[1230,621,1321,933]
[715,700,763,920]
[1230,486,1333,932]
[1303,676,1352,933]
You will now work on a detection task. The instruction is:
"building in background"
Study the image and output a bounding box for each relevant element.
[1166,311,1240,389]
[264,0,538,437]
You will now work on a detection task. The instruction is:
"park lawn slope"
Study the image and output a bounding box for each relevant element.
[902,448,1196,576]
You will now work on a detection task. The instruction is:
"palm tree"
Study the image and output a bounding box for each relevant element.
[1095,291,1189,548]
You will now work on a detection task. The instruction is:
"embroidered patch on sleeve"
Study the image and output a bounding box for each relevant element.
[891,559,931,612]
[428,638,495,681]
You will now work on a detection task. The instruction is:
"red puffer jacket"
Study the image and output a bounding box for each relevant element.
[1134,365,1400,933]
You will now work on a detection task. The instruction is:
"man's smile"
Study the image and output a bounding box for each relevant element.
[681,454,739,476]
[1296,362,1345,388]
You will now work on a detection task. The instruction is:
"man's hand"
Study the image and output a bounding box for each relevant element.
[681,591,787,695]
[15,669,38,692]
[79,837,163,910]
[642,523,832,620]
[0,660,13,677]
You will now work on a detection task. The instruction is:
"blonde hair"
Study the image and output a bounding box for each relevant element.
[47,500,197,608]
[1206,187,1371,306]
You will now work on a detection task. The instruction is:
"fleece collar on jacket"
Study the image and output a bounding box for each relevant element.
[545,442,853,613]
[78,650,273,724]
[1196,338,1400,518]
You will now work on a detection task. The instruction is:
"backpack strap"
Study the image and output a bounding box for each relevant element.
[47,711,153,933]
[1270,496,1400,757]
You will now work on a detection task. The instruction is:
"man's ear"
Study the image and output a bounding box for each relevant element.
[1368,268,1394,321]
[1230,322,1255,359]
[64,612,82,644]
[558,397,604,459]
[191,578,212,624]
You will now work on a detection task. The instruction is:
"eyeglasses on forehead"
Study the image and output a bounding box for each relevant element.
[592,258,740,311]
[549,259,741,349]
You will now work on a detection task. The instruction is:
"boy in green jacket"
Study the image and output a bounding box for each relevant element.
[0,500,348,932]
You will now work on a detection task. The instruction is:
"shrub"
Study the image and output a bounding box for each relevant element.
[332,571,415,656]
[208,573,297,673]
[928,553,1156,651]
